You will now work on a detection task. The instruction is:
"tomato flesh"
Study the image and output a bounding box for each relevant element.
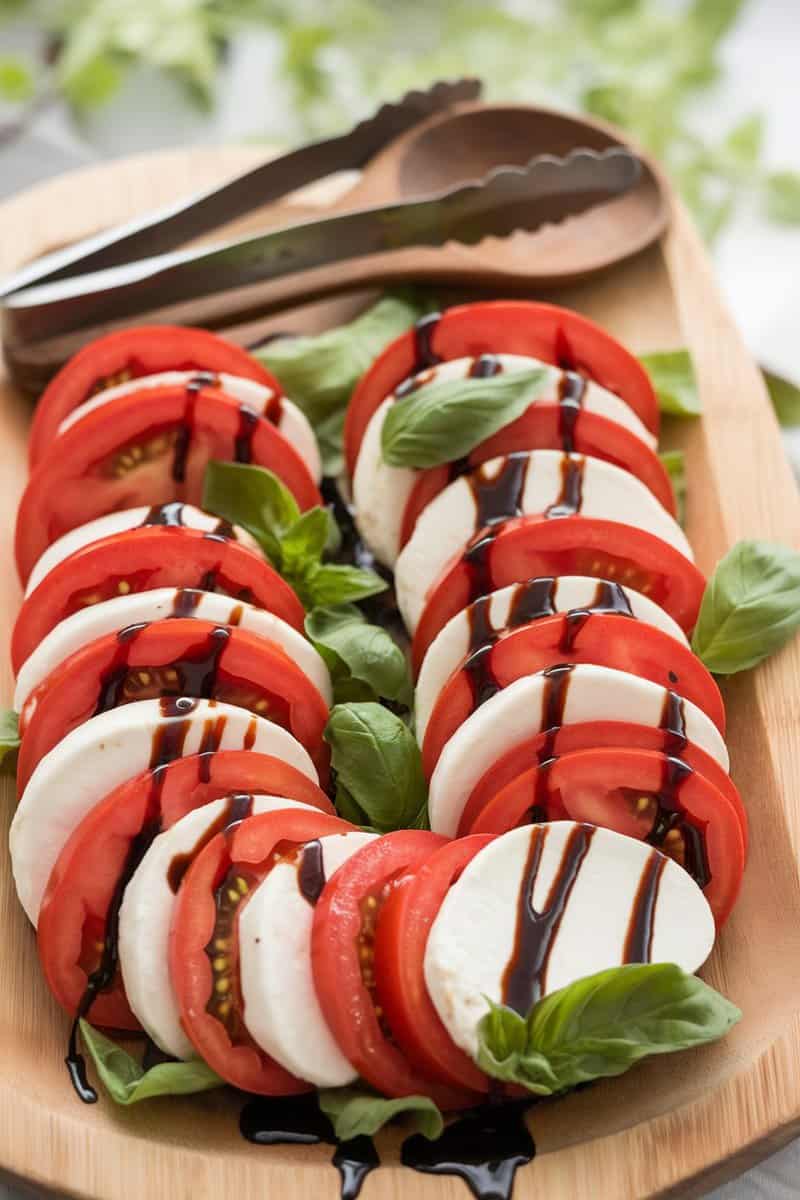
[399,406,675,549]
[373,835,495,1093]
[170,808,350,1094]
[29,325,276,469]
[421,612,725,775]
[345,301,659,476]
[411,514,706,670]
[311,830,478,1109]
[17,383,320,582]
[37,751,333,1029]
[17,619,330,793]
[11,526,304,673]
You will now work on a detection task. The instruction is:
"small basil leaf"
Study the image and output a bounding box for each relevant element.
[280,508,331,577]
[476,964,740,1096]
[306,604,412,707]
[202,461,299,564]
[256,291,433,427]
[763,368,800,428]
[691,539,800,673]
[659,449,686,526]
[764,171,800,225]
[79,1021,223,1104]
[318,1085,443,1142]
[638,350,701,417]
[0,709,20,771]
[382,367,551,468]
[324,702,428,832]
[302,563,387,609]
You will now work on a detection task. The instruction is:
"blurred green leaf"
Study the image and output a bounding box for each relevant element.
[764,172,800,225]
[0,56,35,102]
[764,369,800,428]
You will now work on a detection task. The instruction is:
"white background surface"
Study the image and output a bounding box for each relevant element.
[0,0,799,1196]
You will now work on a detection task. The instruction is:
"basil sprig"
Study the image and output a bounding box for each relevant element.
[306,604,412,708]
[381,366,551,469]
[0,710,20,771]
[691,539,800,673]
[202,462,386,610]
[255,291,433,475]
[477,964,740,1096]
[324,702,428,831]
[318,1085,443,1142]
[79,1021,223,1104]
[638,349,700,417]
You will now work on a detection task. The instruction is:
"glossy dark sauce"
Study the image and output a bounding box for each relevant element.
[508,577,557,626]
[529,662,574,815]
[234,404,259,463]
[333,1137,380,1200]
[469,353,502,379]
[545,453,585,518]
[298,839,326,905]
[401,1101,535,1200]
[168,793,253,893]
[93,621,148,713]
[195,712,229,781]
[556,371,587,453]
[169,625,230,697]
[172,373,213,483]
[412,311,442,371]
[469,453,529,529]
[624,850,667,962]
[143,501,185,526]
[170,588,204,618]
[559,608,591,655]
[502,822,594,1013]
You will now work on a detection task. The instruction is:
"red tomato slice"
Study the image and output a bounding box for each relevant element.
[11,526,304,673]
[399,406,675,550]
[460,719,746,850]
[37,750,333,1028]
[345,301,659,476]
[474,747,745,925]
[421,613,725,775]
[311,830,478,1109]
[373,835,495,1093]
[16,384,320,582]
[17,619,330,793]
[29,326,276,469]
[411,514,706,670]
[170,807,351,1094]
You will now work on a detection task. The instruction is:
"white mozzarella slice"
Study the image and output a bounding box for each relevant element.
[15,587,332,711]
[424,821,715,1059]
[119,794,318,1060]
[25,504,259,597]
[240,830,376,1086]
[58,370,322,482]
[11,698,316,925]
[415,577,689,742]
[352,355,657,567]
[428,664,729,837]
[395,451,693,632]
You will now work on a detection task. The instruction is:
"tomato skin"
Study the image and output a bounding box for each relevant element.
[373,835,495,1093]
[311,830,478,1109]
[37,750,333,1029]
[17,619,330,793]
[17,384,320,582]
[460,718,747,850]
[11,526,304,673]
[29,326,276,469]
[421,613,725,775]
[411,514,706,671]
[399,406,675,549]
[345,301,659,476]
[472,747,745,926]
[170,808,351,1094]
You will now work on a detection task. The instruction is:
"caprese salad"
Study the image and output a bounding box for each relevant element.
[4,296,799,1200]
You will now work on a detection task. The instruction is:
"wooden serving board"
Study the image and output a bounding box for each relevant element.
[2,144,800,1200]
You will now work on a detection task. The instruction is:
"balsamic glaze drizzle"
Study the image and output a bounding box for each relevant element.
[167,793,254,894]
[624,850,667,963]
[401,1101,535,1200]
[545,453,585,518]
[469,353,502,379]
[298,839,326,905]
[143,501,185,526]
[234,404,259,463]
[556,371,587,453]
[412,311,442,371]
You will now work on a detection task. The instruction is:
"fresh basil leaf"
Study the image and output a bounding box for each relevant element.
[325,702,427,831]
[306,604,412,707]
[638,350,700,417]
[0,709,20,771]
[318,1085,443,1142]
[280,508,330,577]
[202,461,299,563]
[764,369,800,428]
[316,408,346,478]
[764,171,800,225]
[659,449,686,526]
[301,563,387,609]
[476,964,740,1096]
[79,1021,223,1104]
[691,539,800,673]
[381,367,551,469]
[256,291,433,428]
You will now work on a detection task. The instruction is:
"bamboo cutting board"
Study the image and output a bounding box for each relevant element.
[1,142,800,1200]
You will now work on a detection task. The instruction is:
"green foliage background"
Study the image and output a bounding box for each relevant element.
[1,0,799,240]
